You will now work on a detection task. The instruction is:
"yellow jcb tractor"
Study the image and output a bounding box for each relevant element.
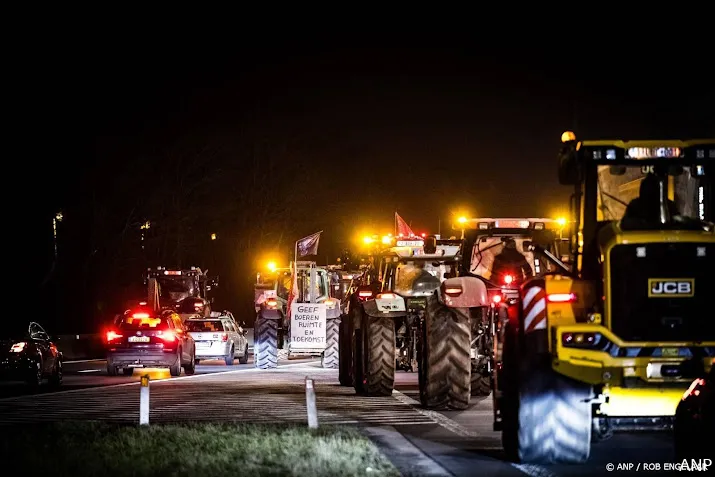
[494,133,714,464]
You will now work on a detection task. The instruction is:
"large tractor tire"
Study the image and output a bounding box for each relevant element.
[254,315,279,369]
[419,295,471,410]
[322,317,340,369]
[501,324,592,464]
[356,311,395,397]
[338,312,354,386]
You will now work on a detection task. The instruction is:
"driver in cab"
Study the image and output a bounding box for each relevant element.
[490,238,533,285]
[621,173,678,228]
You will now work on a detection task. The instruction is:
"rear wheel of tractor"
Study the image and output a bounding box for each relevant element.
[169,351,182,376]
[322,318,339,369]
[254,315,278,369]
[339,312,354,386]
[238,344,249,364]
[359,314,395,397]
[123,368,134,376]
[225,346,235,366]
[418,295,471,410]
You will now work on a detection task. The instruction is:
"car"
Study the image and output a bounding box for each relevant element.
[674,363,714,459]
[105,309,196,377]
[0,321,62,387]
[186,317,249,365]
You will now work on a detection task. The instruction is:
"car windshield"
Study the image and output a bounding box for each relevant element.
[597,165,704,222]
[119,316,170,330]
[186,320,224,332]
[0,322,30,340]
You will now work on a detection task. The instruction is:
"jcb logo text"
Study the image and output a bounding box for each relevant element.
[648,279,694,297]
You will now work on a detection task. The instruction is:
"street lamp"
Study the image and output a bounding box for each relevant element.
[210,233,217,241]
[53,211,63,259]
[140,221,151,249]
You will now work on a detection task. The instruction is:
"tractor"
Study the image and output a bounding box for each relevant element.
[145,267,218,321]
[494,133,714,464]
[253,261,340,369]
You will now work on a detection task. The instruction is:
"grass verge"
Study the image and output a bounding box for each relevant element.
[1,421,399,477]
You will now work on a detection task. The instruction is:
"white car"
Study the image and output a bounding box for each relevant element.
[186,317,249,365]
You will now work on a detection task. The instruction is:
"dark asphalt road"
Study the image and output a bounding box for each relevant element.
[0,360,686,477]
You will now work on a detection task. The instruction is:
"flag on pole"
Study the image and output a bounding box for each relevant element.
[286,269,299,319]
[296,231,322,257]
[395,212,415,237]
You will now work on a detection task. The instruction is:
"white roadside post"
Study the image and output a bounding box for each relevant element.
[140,374,150,425]
[305,377,319,429]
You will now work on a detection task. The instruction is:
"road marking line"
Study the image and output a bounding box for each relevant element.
[63,359,105,364]
[391,390,555,477]
[77,370,100,373]
[0,360,321,402]
[363,426,452,477]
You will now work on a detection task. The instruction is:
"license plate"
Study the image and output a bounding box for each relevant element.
[661,347,679,357]
[197,341,211,347]
[128,336,150,343]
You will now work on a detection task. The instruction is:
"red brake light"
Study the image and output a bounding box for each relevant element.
[222,333,228,342]
[132,312,150,319]
[444,286,463,297]
[492,294,502,303]
[159,330,176,342]
[503,274,514,285]
[547,293,577,303]
[106,331,123,343]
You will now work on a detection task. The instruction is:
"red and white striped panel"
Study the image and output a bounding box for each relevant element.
[522,284,546,333]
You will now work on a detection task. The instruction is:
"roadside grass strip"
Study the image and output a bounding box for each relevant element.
[0,421,400,477]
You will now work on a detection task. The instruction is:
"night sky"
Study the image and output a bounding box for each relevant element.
[29,41,714,330]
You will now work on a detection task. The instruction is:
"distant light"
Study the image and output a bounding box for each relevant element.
[457,217,467,224]
[381,236,392,245]
[55,211,63,222]
[561,131,576,143]
[363,236,374,245]
[421,233,426,237]
[210,233,217,240]
[140,220,151,230]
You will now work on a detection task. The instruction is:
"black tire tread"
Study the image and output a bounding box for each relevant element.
[419,294,471,410]
[254,315,279,369]
[362,315,395,397]
[323,317,340,369]
[338,312,353,386]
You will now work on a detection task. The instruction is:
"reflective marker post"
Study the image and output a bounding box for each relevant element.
[140,374,150,425]
[305,377,319,429]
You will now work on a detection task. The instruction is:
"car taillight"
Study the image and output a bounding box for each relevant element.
[503,274,514,285]
[547,293,577,303]
[492,294,502,304]
[158,330,176,342]
[376,293,397,300]
[358,291,373,298]
[10,342,26,353]
[222,333,228,342]
[132,313,150,319]
[444,286,463,297]
[106,331,123,343]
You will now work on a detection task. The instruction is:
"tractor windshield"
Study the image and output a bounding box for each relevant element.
[156,276,196,302]
[596,165,705,222]
[470,236,557,285]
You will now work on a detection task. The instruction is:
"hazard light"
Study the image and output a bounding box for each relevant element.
[106,331,123,343]
[561,131,576,143]
[547,293,577,303]
[503,274,514,285]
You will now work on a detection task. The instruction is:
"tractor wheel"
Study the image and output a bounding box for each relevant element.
[500,323,592,464]
[418,294,471,410]
[338,312,354,386]
[322,317,339,369]
[254,315,279,369]
[357,312,395,397]
[471,368,492,397]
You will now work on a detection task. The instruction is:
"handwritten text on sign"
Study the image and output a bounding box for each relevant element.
[290,303,327,349]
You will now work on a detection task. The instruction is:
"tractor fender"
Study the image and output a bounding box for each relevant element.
[439,277,488,308]
[326,306,341,319]
[363,298,407,319]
